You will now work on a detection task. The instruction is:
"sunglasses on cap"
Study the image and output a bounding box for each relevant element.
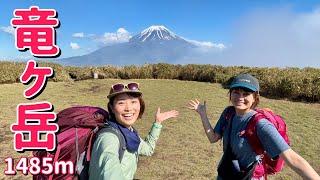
[111,82,140,92]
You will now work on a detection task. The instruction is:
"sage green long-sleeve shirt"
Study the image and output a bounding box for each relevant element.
[89,122,162,180]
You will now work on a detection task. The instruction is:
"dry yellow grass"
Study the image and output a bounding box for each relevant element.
[0,79,319,179]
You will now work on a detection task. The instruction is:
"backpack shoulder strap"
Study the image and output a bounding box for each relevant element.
[98,125,127,162]
[221,106,236,133]
[224,106,236,120]
[245,109,268,155]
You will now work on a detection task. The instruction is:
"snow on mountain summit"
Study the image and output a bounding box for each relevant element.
[130,25,181,42]
[60,25,226,66]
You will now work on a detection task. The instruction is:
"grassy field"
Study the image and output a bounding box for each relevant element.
[0,79,319,180]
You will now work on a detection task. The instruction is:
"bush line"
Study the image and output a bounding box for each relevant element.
[1,61,319,102]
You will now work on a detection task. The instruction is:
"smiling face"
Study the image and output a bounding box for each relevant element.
[230,88,258,115]
[110,93,141,128]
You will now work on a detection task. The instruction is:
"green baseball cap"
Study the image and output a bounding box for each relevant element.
[230,74,260,92]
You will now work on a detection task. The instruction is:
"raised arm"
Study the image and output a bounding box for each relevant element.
[187,99,221,143]
[280,149,320,180]
[138,107,179,156]
[256,119,320,180]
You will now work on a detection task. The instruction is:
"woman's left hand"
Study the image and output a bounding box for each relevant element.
[155,107,179,124]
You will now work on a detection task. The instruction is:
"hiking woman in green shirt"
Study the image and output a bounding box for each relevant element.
[89,82,179,180]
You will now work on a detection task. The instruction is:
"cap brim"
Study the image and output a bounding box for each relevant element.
[107,90,142,99]
[230,83,258,92]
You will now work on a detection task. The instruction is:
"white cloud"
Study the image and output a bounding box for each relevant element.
[117,28,127,34]
[72,28,131,46]
[219,6,320,67]
[187,39,226,50]
[70,42,80,50]
[72,32,84,38]
[292,8,320,40]
[0,26,15,35]
[99,28,131,45]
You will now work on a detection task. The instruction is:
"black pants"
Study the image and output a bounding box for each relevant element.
[217,149,257,180]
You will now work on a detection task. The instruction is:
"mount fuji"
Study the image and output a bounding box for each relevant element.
[59,25,219,66]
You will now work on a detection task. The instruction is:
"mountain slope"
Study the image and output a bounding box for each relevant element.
[60,25,201,66]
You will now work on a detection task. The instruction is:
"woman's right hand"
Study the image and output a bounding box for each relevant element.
[187,99,207,116]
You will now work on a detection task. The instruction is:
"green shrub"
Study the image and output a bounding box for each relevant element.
[64,66,92,81]
[152,63,180,79]
[96,66,119,79]
[38,61,71,82]
[1,61,320,102]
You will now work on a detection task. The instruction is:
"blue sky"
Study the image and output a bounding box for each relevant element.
[1,0,320,67]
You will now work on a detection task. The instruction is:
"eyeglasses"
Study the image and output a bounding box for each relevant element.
[111,82,140,93]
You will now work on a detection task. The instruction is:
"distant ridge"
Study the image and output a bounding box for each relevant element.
[59,25,208,66]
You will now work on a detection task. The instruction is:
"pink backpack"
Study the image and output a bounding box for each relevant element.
[223,107,290,178]
[33,106,126,180]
